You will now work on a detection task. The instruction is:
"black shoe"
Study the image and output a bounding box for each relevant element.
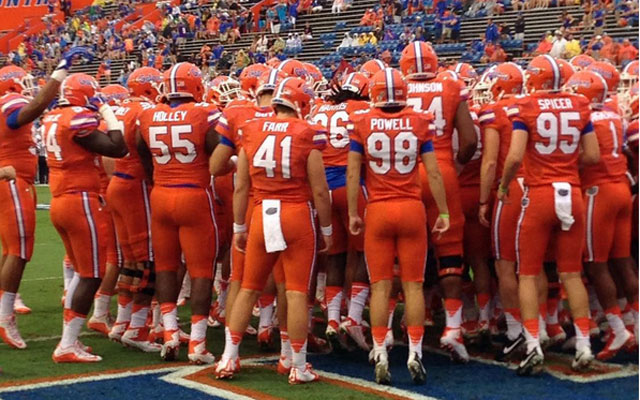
[516,345,544,376]
[407,351,426,385]
[495,333,525,362]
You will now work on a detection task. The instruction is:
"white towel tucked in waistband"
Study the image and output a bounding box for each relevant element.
[262,199,287,253]
[551,182,574,231]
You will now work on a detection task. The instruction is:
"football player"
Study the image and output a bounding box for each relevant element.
[400,41,477,362]
[347,68,449,385]
[499,55,599,375]
[137,62,220,364]
[42,73,127,362]
[215,77,331,384]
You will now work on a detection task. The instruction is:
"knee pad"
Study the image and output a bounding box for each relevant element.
[117,267,141,292]
[438,255,464,278]
[134,261,156,296]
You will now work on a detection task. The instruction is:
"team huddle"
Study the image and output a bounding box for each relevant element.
[0,42,637,386]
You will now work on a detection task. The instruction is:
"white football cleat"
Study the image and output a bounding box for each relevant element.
[440,328,469,363]
[122,327,162,352]
[340,317,370,351]
[215,357,240,379]
[188,340,215,364]
[52,343,102,363]
[13,294,31,314]
[373,352,391,385]
[407,351,426,385]
[288,363,319,385]
[572,347,594,371]
[87,314,111,336]
[0,315,26,349]
[160,329,180,361]
[108,321,128,342]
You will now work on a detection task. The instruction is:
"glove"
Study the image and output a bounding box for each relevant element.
[51,47,94,82]
[87,93,108,112]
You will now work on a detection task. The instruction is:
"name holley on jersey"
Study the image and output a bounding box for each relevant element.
[152,110,188,122]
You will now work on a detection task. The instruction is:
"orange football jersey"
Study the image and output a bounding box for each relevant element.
[0,93,37,183]
[42,106,102,196]
[138,102,219,188]
[478,97,524,181]
[216,103,274,151]
[457,108,482,187]
[310,99,370,167]
[510,92,592,187]
[240,117,326,204]
[406,76,469,160]
[349,107,435,203]
[113,99,155,180]
[580,110,627,187]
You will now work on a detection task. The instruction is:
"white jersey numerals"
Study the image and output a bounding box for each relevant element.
[312,111,350,149]
[253,134,292,179]
[609,121,619,158]
[148,124,196,165]
[367,131,418,175]
[407,96,446,136]
[45,122,62,161]
[535,112,580,155]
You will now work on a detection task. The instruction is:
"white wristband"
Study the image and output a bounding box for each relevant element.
[50,68,68,83]
[99,104,119,131]
[233,223,247,234]
[321,225,332,236]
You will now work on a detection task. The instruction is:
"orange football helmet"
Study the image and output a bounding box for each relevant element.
[450,62,478,87]
[101,84,129,106]
[59,73,100,108]
[207,75,241,107]
[525,55,564,93]
[277,59,309,79]
[341,72,369,97]
[272,77,315,119]
[472,68,494,106]
[127,67,162,101]
[620,81,639,120]
[486,62,525,101]
[400,41,438,80]
[360,59,387,78]
[303,62,328,95]
[239,64,269,98]
[256,69,287,97]
[369,68,407,107]
[437,70,459,81]
[556,59,575,82]
[587,61,620,93]
[619,60,639,93]
[266,57,281,69]
[569,55,595,71]
[563,70,608,106]
[163,62,204,102]
[0,65,37,97]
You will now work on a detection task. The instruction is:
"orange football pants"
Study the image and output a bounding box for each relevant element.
[583,181,632,262]
[0,179,35,261]
[516,185,585,276]
[419,159,464,257]
[242,202,317,293]
[328,185,367,255]
[50,192,109,278]
[213,174,234,251]
[460,184,491,260]
[106,177,153,262]
[364,200,427,283]
[151,186,218,280]
[491,179,524,262]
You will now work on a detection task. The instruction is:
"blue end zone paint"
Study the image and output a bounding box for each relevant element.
[0,373,223,400]
[307,350,639,400]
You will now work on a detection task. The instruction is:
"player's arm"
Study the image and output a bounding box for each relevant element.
[307,148,332,252]
[0,166,16,180]
[102,157,116,178]
[74,103,127,157]
[498,123,528,199]
[454,101,477,164]
[479,127,499,226]
[135,127,154,182]
[11,47,92,128]
[205,125,220,155]
[421,141,450,238]
[579,128,600,166]
[346,147,363,232]
[232,149,250,252]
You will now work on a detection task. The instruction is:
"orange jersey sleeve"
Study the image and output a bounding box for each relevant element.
[113,100,155,180]
[0,93,37,183]
[216,104,274,151]
[580,110,627,187]
[406,77,469,160]
[310,99,369,167]
[241,117,325,204]
[138,102,216,188]
[41,106,102,196]
[349,107,435,203]
[510,92,592,187]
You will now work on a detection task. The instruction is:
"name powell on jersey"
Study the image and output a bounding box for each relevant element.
[370,118,414,131]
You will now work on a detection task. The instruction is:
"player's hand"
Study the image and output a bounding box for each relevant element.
[349,215,363,236]
[478,203,490,228]
[319,234,332,254]
[56,46,93,71]
[88,93,108,112]
[432,215,450,240]
[0,166,16,181]
[233,232,247,253]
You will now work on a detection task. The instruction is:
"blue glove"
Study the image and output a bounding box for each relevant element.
[56,46,94,71]
[87,93,108,112]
